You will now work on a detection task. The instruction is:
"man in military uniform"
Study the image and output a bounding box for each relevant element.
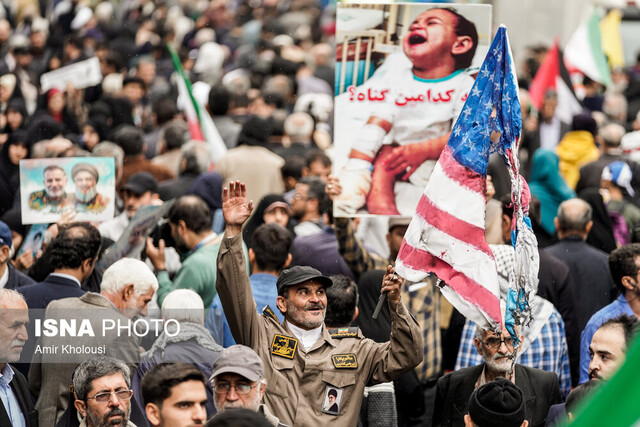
[29,165,73,212]
[71,162,110,213]
[216,181,423,426]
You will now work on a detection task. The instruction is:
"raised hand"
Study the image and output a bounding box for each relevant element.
[222,181,254,237]
[381,265,403,306]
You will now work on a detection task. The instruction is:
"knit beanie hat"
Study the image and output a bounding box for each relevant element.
[468,377,525,427]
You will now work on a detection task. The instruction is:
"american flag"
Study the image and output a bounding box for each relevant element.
[395,26,522,331]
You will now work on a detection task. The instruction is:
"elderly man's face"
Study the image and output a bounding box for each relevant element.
[74,170,97,196]
[122,288,155,319]
[76,373,132,427]
[0,298,29,364]
[44,168,67,199]
[589,324,627,381]
[213,372,263,412]
[277,281,327,330]
[474,325,520,374]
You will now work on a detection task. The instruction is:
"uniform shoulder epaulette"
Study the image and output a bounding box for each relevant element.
[328,326,360,338]
[262,305,279,323]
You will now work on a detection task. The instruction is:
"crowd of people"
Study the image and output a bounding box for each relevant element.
[2,0,640,426]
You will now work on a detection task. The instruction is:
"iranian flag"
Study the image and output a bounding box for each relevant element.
[167,44,227,164]
[564,8,612,87]
[528,40,582,124]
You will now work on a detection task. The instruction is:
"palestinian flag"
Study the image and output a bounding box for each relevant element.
[564,8,612,87]
[167,44,227,164]
[529,40,582,124]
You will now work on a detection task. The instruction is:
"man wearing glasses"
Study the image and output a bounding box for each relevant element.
[209,345,287,427]
[433,321,562,426]
[72,357,136,427]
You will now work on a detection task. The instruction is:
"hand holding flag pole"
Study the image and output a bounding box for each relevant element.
[373,265,403,319]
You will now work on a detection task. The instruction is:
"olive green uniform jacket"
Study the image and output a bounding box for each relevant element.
[216,233,423,426]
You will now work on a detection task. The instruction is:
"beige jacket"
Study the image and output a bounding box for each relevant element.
[216,234,423,427]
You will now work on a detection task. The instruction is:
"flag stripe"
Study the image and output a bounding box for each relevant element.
[401,215,498,288]
[415,196,493,258]
[427,163,485,229]
[529,42,560,110]
[396,241,501,323]
[439,145,486,194]
[586,9,612,87]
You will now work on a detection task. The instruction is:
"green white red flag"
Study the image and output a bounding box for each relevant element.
[167,44,227,164]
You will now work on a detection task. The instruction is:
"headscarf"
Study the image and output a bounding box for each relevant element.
[578,187,617,254]
[242,194,294,248]
[186,172,224,211]
[529,149,576,235]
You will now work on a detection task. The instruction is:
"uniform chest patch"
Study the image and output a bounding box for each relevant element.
[328,327,359,338]
[331,353,358,369]
[271,334,298,359]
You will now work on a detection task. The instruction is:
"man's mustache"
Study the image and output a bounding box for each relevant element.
[103,407,126,423]
[11,339,26,348]
[589,370,603,380]
[305,302,325,310]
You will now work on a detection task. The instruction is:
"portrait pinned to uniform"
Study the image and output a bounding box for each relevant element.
[322,386,343,416]
[333,2,492,217]
[19,157,116,224]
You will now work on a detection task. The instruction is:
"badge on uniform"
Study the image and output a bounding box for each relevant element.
[331,353,358,369]
[262,305,279,322]
[271,334,298,359]
[329,327,359,338]
[322,385,343,416]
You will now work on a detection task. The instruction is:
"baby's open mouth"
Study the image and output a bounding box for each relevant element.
[408,34,426,45]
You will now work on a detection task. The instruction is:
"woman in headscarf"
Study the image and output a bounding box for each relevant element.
[578,187,617,254]
[32,88,80,135]
[242,194,295,248]
[0,130,30,215]
[529,149,576,235]
[3,98,29,133]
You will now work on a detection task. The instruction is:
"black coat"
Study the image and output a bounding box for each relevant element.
[0,365,38,427]
[544,237,618,333]
[5,263,36,290]
[433,364,561,427]
[17,274,85,310]
[537,250,581,386]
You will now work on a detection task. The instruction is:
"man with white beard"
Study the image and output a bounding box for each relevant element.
[71,163,109,213]
[433,321,562,426]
